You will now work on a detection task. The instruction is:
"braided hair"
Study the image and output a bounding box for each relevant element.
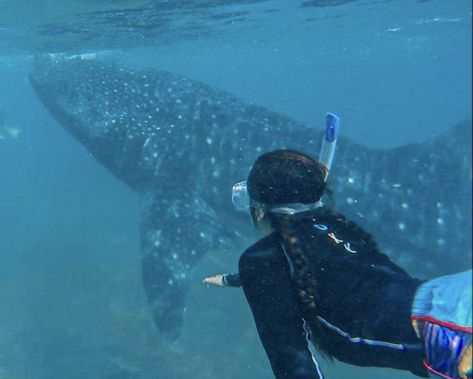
[247,149,380,358]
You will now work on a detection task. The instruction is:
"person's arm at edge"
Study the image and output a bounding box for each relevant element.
[203,273,242,287]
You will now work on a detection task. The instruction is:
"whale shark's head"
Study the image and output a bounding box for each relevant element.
[29,53,259,191]
[29,54,161,189]
[29,54,115,142]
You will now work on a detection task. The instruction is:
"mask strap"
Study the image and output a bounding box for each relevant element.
[252,200,322,215]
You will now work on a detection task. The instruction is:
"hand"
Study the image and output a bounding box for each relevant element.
[202,274,224,287]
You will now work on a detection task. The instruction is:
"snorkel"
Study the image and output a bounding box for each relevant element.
[319,112,340,180]
[232,113,341,214]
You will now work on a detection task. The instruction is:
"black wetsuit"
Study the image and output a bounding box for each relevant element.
[223,213,428,379]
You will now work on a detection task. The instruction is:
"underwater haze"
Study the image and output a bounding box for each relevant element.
[0,1,471,378]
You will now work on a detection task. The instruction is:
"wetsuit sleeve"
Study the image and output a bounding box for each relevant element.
[222,273,242,287]
[239,242,322,379]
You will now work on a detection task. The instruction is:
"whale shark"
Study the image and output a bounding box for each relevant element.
[29,54,472,341]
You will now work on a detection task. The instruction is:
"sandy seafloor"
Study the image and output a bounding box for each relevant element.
[0,0,471,378]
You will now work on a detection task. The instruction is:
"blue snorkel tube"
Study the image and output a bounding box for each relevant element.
[319,112,340,181]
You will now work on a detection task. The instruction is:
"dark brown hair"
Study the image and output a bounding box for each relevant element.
[247,149,327,206]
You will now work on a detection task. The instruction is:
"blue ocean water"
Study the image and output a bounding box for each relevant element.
[0,1,471,378]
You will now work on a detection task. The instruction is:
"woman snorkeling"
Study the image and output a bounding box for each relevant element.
[204,146,472,379]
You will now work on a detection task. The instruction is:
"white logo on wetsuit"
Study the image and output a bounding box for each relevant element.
[313,224,357,254]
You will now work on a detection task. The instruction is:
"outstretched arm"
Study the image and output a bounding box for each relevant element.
[203,273,241,287]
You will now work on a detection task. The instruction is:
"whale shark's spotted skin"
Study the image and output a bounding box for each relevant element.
[29,55,471,340]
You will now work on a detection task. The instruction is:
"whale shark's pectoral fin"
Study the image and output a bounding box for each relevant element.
[139,187,234,341]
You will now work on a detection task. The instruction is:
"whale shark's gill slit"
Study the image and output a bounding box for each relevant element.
[140,134,163,177]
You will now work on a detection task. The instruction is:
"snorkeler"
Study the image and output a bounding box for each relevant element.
[203,115,472,379]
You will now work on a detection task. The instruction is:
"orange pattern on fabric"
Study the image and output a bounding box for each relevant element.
[411,318,421,338]
[458,342,472,379]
